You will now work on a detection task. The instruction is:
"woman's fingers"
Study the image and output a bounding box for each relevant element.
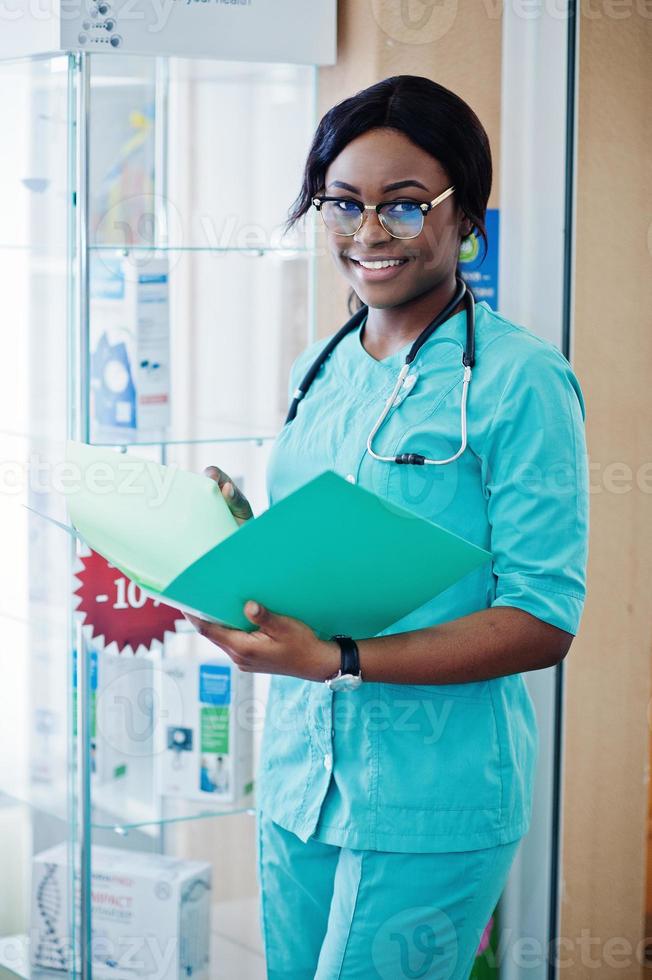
[203,465,253,524]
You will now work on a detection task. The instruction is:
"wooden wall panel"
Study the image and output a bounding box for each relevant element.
[561,9,652,979]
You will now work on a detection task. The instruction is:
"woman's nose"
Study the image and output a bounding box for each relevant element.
[353,209,393,247]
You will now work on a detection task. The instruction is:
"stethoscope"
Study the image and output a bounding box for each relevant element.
[284,274,475,466]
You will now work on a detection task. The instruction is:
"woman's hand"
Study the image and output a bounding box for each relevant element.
[203,464,253,526]
[184,601,340,682]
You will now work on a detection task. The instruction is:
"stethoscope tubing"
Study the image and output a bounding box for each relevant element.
[284,274,475,467]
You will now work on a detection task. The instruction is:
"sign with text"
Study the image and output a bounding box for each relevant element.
[0,0,336,64]
[74,549,181,655]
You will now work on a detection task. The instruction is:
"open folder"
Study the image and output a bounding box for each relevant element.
[57,440,491,640]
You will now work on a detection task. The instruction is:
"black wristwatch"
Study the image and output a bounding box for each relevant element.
[325,635,363,691]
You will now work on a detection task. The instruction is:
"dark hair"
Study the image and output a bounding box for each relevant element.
[284,74,492,313]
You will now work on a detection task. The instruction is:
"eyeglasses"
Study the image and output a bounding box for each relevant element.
[311,185,455,240]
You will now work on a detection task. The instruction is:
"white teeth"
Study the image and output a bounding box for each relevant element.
[355,259,405,270]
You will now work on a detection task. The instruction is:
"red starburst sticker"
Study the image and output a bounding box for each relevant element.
[73,549,181,655]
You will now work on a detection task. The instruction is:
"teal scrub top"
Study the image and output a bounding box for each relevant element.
[257,300,589,853]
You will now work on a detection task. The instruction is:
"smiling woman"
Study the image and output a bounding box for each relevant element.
[317,135,468,320]
[285,75,491,356]
[190,74,589,979]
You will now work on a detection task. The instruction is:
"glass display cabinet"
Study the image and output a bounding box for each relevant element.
[0,10,334,973]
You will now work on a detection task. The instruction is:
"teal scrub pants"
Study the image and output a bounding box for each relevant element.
[256,809,522,980]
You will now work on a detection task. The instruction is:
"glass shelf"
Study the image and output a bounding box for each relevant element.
[88,244,315,255]
[91,792,256,834]
[85,414,282,448]
[0,425,279,447]
[0,786,256,840]
[0,243,315,256]
[89,429,279,450]
[0,924,265,980]
[0,244,69,253]
[0,789,69,831]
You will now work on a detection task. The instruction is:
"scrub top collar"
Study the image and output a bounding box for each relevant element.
[353,302,485,374]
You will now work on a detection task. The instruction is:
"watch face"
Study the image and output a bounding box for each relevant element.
[330,672,362,692]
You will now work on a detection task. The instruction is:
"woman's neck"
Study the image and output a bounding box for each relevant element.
[361,278,464,360]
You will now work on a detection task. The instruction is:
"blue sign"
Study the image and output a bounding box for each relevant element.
[459,207,499,310]
[199,664,231,706]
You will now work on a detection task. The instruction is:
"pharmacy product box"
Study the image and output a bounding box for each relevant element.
[90,254,171,437]
[159,650,254,804]
[74,648,155,808]
[93,650,155,791]
[30,843,211,978]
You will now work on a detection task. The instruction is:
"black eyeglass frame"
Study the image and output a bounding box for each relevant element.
[311,185,455,240]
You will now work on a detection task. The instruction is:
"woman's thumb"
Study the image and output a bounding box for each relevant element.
[203,465,252,523]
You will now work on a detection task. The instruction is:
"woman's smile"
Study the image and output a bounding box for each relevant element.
[346,254,411,281]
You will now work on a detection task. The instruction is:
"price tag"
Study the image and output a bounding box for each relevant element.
[74,549,181,654]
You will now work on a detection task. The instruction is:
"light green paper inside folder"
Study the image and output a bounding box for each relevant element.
[64,441,239,592]
[63,441,492,640]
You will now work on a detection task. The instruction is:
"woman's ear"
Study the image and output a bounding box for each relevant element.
[460,215,474,241]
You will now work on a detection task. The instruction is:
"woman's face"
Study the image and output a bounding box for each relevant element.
[321,127,470,310]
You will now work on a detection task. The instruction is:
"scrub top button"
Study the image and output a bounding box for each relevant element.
[323,753,333,772]
[346,474,356,483]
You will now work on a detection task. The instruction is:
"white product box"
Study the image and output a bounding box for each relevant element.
[91,650,156,810]
[90,255,171,438]
[159,651,254,804]
[30,843,211,979]
[73,648,156,806]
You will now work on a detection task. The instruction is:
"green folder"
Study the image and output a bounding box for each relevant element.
[61,440,491,640]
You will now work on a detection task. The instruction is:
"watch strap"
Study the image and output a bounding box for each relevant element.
[329,635,360,676]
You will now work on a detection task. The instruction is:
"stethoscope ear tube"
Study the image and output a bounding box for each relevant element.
[403,273,468,365]
[284,275,476,469]
[463,282,476,368]
[284,304,368,424]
